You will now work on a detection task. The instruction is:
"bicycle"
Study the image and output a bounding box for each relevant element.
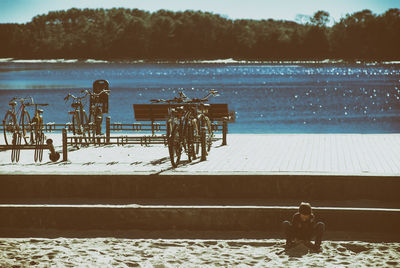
[3,97,33,145]
[151,96,185,167]
[81,88,110,141]
[64,92,91,146]
[184,90,218,156]
[31,103,49,162]
[151,89,218,167]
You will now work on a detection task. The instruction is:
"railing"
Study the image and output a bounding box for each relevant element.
[2,116,228,145]
[2,116,229,162]
[0,119,225,133]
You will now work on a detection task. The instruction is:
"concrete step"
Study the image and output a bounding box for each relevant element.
[0,205,399,236]
[1,174,399,202]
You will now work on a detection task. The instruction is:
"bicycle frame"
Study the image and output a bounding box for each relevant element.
[10,97,32,126]
[82,89,110,136]
[3,97,33,145]
[64,92,90,146]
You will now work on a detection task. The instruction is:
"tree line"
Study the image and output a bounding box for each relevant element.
[0,8,399,60]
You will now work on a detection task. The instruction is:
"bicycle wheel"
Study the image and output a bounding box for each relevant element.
[3,111,17,146]
[72,112,89,146]
[81,111,90,145]
[168,121,182,168]
[185,119,197,162]
[195,118,201,155]
[87,112,96,143]
[95,107,103,135]
[21,111,32,144]
[72,112,81,146]
[34,131,44,162]
[199,114,213,153]
[191,118,200,158]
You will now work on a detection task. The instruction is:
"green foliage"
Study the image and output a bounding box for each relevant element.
[0,8,398,60]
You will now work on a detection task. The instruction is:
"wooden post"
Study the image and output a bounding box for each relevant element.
[222,121,227,146]
[151,121,155,136]
[106,116,111,144]
[62,128,68,161]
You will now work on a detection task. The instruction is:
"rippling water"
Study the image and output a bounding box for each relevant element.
[0,61,399,133]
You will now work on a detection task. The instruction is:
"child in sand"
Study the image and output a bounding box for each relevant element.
[282,202,325,250]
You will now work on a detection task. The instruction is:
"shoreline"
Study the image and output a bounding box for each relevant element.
[1,57,400,65]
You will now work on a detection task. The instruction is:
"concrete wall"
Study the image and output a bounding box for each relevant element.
[0,206,399,234]
[0,174,399,201]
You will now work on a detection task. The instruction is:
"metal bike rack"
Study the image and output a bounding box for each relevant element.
[61,127,168,161]
[0,133,60,163]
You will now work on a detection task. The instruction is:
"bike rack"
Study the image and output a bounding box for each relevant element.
[62,127,168,161]
[1,117,228,146]
[0,136,60,163]
[60,115,226,162]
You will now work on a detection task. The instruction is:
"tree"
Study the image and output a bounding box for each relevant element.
[310,10,330,27]
[0,7,398,60]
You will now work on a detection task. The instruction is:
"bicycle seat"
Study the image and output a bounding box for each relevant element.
[38,109,44,113]
[8,102,16,106]
[71,103,80,108]
[68,111,75,115]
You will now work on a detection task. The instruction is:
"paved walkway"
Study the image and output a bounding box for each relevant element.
[1,134,400,176]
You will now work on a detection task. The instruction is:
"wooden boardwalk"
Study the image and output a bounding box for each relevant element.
[1,134,400,176]
[182,134,400,175]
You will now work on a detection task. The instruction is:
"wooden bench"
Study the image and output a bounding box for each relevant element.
[133,103,231,121]
[133,103,233,145]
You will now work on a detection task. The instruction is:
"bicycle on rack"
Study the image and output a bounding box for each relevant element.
[64,92,90,146]
[150,89,219,167]
[184,90,218,156]
[81,88,110,141]
[30,103,49,162]
[3,97,33,145]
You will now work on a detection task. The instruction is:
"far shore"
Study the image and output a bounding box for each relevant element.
[1,57,400,65]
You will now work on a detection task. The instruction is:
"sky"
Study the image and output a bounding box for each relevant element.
[0,0,399,24]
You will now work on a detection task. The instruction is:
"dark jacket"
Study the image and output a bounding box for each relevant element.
[291,212,315,240]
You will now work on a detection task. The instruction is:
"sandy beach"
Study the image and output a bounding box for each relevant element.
[0,237,399,267]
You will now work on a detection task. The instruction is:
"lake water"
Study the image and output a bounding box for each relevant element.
[1,61,399,133]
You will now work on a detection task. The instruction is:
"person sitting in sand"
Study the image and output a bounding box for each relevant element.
[282,202,325,251]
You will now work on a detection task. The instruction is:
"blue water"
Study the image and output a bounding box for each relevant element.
[0,62,399,133]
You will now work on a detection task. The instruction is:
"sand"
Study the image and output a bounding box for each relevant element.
[0,238,399,267]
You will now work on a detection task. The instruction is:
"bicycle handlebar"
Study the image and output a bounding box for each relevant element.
[11,96,34,105]
[150,97,185,104]
[150,89,219,104]
[64,93,87,102]
[81,89,110,97]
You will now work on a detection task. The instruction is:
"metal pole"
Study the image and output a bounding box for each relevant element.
[106,116,111,144]
[62,128,67,161]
